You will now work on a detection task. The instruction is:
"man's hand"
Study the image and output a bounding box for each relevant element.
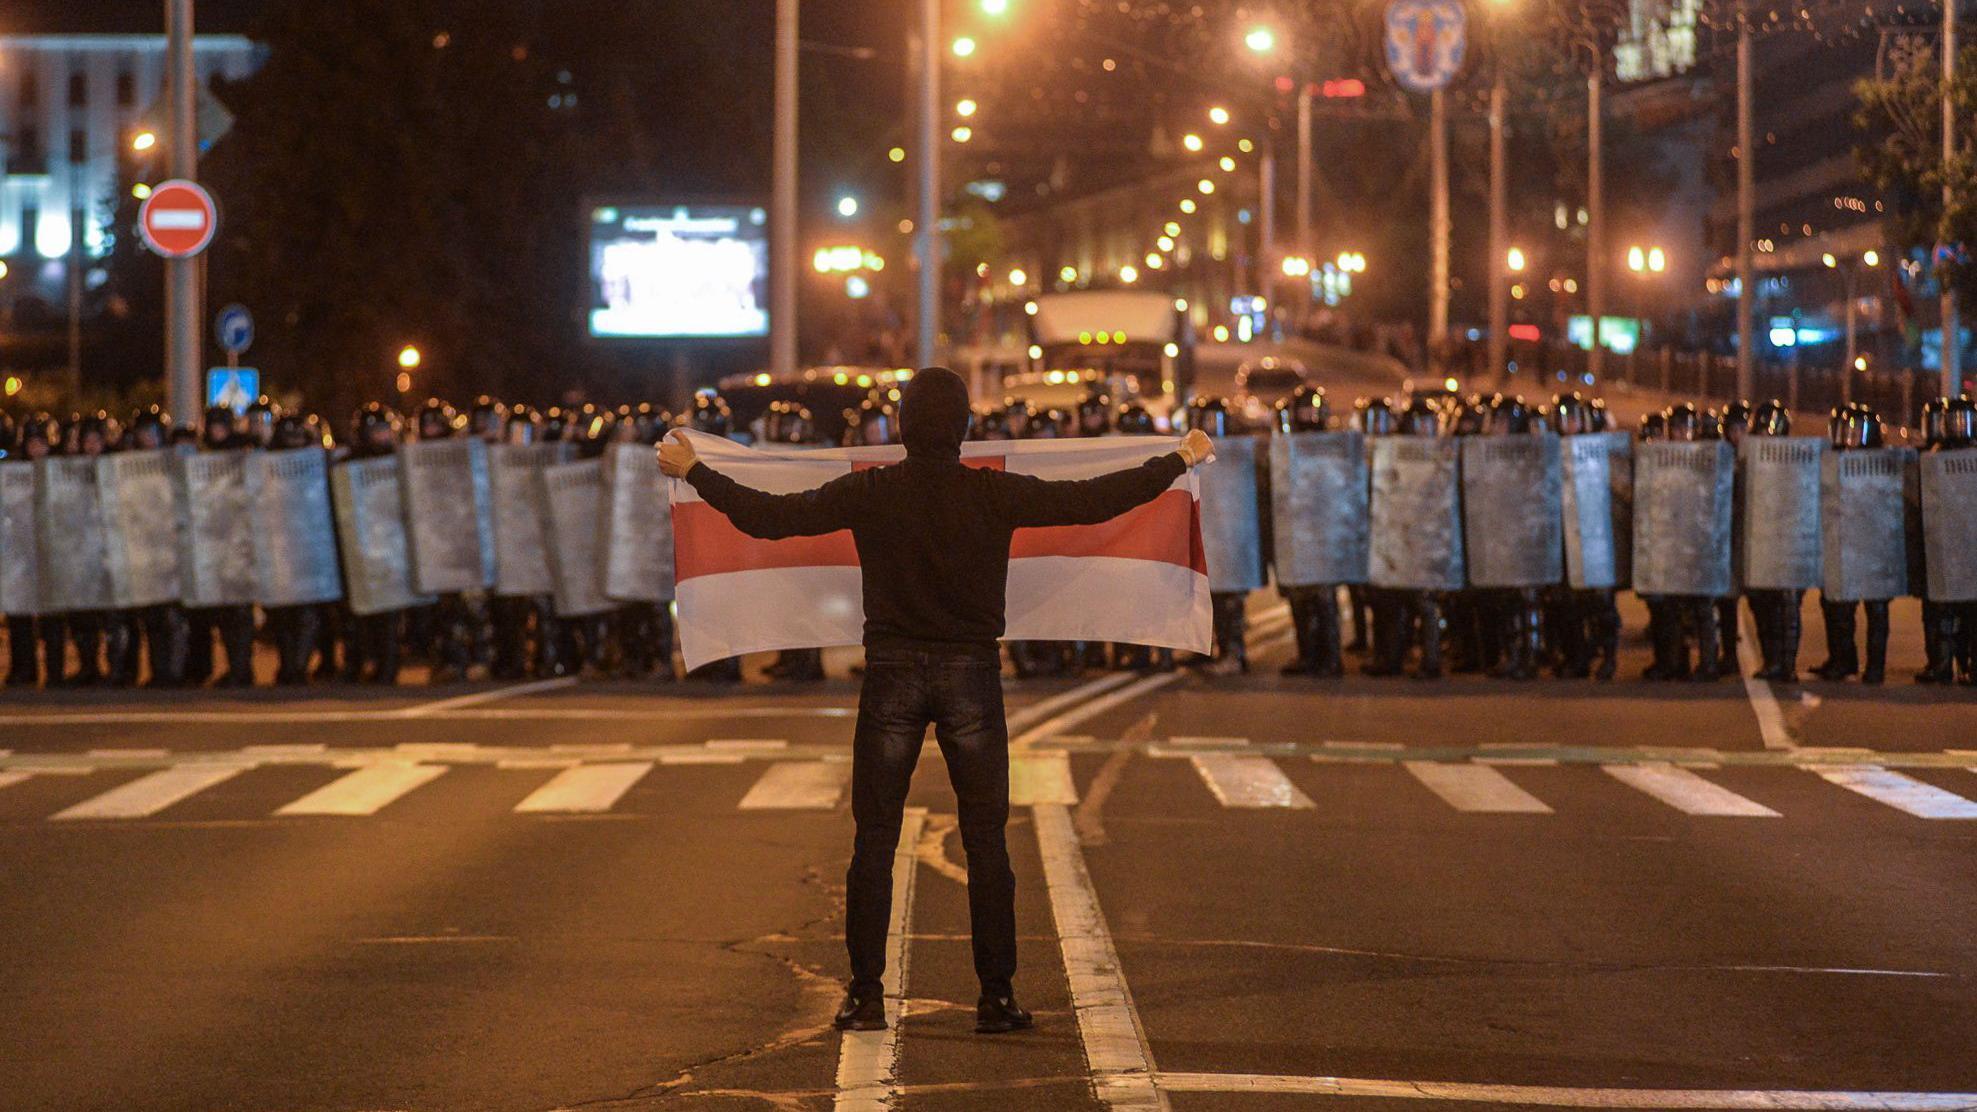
[1176,428,1213,468]
[658,431,699,478]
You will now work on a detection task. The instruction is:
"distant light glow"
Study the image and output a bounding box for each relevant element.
[836,195,859,218]
[1163,342,1180,357]
[1197,179,1215,195]
[1059,265,1078,282]
[1024,300,1039,315]
[754,372,772,386]
[956,98,978,117]
[130,130,157,152]
[1183,133,1204,152]
[982,0,1009,13]
[1008,267,1028,286]
[1245,25,1277,53]
[1028,344,1043,358]
[1119,264,1139,283]
[952,36,977,57]
[1212,324,1230,342]
[846,275,870,298]
[1179,198,1197,214]
[1219,156,1236,172]
[1507,246,1526,272]
[888,146,906,163]
[397,345,423,369]
[951,126,973,143]
[1208,106,1231,125]
[131,182,152,200]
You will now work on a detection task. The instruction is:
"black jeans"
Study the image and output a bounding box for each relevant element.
[846,649,1016,999]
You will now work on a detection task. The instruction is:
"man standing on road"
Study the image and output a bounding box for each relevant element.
[658,367,1212,1034]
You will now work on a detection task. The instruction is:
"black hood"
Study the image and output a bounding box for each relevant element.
[899,366,970,459]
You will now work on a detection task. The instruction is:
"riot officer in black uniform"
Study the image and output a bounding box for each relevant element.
[1916,396,1975,683]
[685,393,746,683]
[1653,403,1723,682]
[411,397,486,684]
[240,396,280,449]
[1443,397,1495,675]
[260,413,326,685]
[488,405,543,680]
[1714,400,1753,676]
[1075,389,1112,438]
[343,403,406,684]
[469,395,507,442]
[1346,397,1397,657]
[1812,404,1894,685]
[1548,393,1620,679]
[1,413,47,686]
[1485,396,1545,680]
[1273,385,1345,676]
[1743,399,1804,682]
[1366,396,1445,679]
[974,405,1013,441]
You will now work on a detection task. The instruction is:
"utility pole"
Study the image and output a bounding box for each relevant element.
[1586,71,1605,382]
[914,0,940,369]
[1260,139,1277,322]
[1296,83,1313,267]
[1429,87,1449,352]
[1944,0,1961,397]
[165,0,200,424]
[1842,264,1857,405]
[1736,1,1756,400]
[770,0,798,382]
[1487,78,1508,381]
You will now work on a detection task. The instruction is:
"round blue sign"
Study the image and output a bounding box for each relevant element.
[215,304,254,355]
[1384,0,1467,94]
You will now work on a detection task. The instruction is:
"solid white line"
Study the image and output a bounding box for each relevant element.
[274,763,448,816]
[1403,762,1553,814]
[656,751,748,765]
[1010,753,1079,805]
[0,704,857,726]
[706,738,789,751]
[1736,608,1795,751]
[1004,671,1142,737]
[0,770,31,791]
[512,762,653,814]
[51,764,246,821]
[392,676,578,717]
[738,761,850,810]
[833,807,925,1112]
[1601,762,1779,817]
[1012,672,1183,749]
[1189,755,1313,809]
[1035,802,1166,1110]
[1804,765,1977,820]
[1153,1072,1977,1108]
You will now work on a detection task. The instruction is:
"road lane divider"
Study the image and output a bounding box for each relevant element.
[391,676,578,717]
[1012,672,1182,750]
[1154,1072,1977,1109]
[833,806,926,1112]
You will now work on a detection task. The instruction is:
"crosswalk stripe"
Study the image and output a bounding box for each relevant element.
[739,761,850,810]
[1805,765,1977,820]
[0,770,31,791]
[1602,762,1779,817]
[512,762,653,814]
[1011,754,1078,805]
[1404,762,1552,814]
[51,764,247,821]
[274,763,448,816]
[1190,754,1313,809]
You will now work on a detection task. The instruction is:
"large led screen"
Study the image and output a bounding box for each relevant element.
[588,204,769,338]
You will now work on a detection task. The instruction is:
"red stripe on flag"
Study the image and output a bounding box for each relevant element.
[672,501,858,579]
[1011,488,1205,573]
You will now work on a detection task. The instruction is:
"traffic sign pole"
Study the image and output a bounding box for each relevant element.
[165,0,201,426]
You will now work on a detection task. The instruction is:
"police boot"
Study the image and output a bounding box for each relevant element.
[184,610,216,686]
[314,605,343,681]
[106,615,139,686]
[1344,586,1369,653]
[1592,593,1620,682]
[68,615,105,687]
[1958,603,1977,684]
[1413,596,1443,680]
[1915,602,1956,684]
[1861,600,1890,686]
[1208,593,1248,674]
[1280,595,1317,676]
[1716,597,1742,677]
[368,616,402,685]
[1691,601,1722,682]
[1512,599,1543,681]
[38,616,67,687]
[217,607,256,687]
[6,616,37,686]
[1641,600,1672,680]
[1362,594,1404,677]
[1313,590,1344,677]
[1771,592,1803,684]
[785,648,825,682]
[143,606,189,689]
[1812,599,1858,680]
[285,607,321,686]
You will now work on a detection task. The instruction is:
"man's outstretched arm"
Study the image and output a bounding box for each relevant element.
[660,433,864,539]
[999,429,1212,529]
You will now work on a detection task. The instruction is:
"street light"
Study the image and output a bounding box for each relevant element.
[1179,198,1197,214]
[836,195,859,218]
[956,97,978,117]
[1196,178,1215,195]
[950,125,972,143]
[951,35,977,57]
[1863,249,1881,268]
[981,0,1009,13]
[130,130,157,152]
[1507,246,1526,273]
[1208,106,1231,125]
[1647,247,1666,273]
[1119,264,1140,284]
[1218,156,1236,172]
[397,345,422,370]
[1629,245,1648,273]
[1244,25,1276,54]
[1182,133,1204,152]
[1008,267,1027,286]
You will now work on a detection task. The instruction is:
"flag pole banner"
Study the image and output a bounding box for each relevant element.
[667,430,1213,671]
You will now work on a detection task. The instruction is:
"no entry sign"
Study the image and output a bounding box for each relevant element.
[139,179,218,258]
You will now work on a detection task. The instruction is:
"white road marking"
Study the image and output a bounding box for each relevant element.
[0,770,31,791]
[1012,672,1182,750]
[1804,765,1977,820]
[391,676,578,718]
[706,738,788,751]
[1190,755,1313,809]
[512,762,653,814]
[242,743,326,755]
[1403,762,1552,814]
[1003,671,1143,739]
[833,807,925,1112]
[274,763,448,816]
[50,764,246,821]
[86,747,169,759]
[1736,608,1795,751]
[1035,802,1165,1110]
[739,761,850,810]
[656,751,748,765]
[1010,753,1078,805]
[1154,1072,1977,1108]
[1601,763,1779,817]
[0,704,856,726]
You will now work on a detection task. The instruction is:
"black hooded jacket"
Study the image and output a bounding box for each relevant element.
[683,367,1186,657]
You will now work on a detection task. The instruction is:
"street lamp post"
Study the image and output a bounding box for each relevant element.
[770,0,798,383]
[1736,0,1756,401]
[914,0,940,369]
[1429,86,1450,354]
[1488,78,1508,383]
[1944,0,1961,397]
[1586,71,1605,383]
[164,0,200,425]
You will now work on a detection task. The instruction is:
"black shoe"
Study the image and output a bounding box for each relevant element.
[834,989,886,1032]
[974,993,1034,1035]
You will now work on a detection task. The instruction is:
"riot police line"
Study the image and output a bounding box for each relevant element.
[2,381,1971,691]
[1182,385,1977,688]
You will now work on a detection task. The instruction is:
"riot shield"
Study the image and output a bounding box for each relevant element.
[1920,447,1977,601]
[331,455,431,616]
[1561,434,1617,590]
[600,442,675,603]
[1738,436,1824,590]
[1604,431,1635,588]
[1268,430,1368,587]
[1369,437,1465,590]
[399,438,495,594]
[174,451,257,608]
[1461,433,1562,588]
[36,457,113,612]
[1197,435,1264,593]
[250,447,343,606]
[1820,447,1911,602]
[540,458,613,617]
[99,449,182,608]
[0,462,42,615]
[488,442,569,597]
[1631,440,1734,597]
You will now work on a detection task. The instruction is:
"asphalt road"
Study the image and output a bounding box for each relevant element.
[1,597,1973,1112]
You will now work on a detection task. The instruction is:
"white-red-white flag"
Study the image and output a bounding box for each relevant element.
[667,431,1212,670]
